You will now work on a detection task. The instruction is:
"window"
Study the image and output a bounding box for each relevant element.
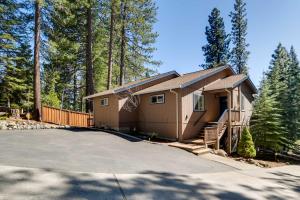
[241,95,245,111]
[193,93,204,111]
[100,98,108,106]
[150,94,165,104]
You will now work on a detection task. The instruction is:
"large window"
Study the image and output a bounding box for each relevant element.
[193,93,204,111]
[100,98,108,106]
[150,94,165,104]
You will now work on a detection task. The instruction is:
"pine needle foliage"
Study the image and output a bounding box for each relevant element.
[238,127,256,158]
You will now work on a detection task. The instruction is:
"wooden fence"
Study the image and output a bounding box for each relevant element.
[42,106,94,127]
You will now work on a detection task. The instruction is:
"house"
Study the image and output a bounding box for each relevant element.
[84,65,257,153]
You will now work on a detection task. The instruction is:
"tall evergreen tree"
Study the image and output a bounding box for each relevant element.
[0,0,33,109]
[230,0,249,74]
[118,0,159,84]
[107,0,116,89]
[33,0,42,120]
[251,78,286,152]
[202,8,230,69]
[285,46,300,142]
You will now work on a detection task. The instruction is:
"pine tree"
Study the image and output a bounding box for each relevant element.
[118,0,160,84]
[238,127,256,158]
[107,0,116,89]
[0,0,33,109]
[34,0,42,120]
[285,46,300,142]
[202,8,230,69]
[251,78,286,152]
[230,0,249,74]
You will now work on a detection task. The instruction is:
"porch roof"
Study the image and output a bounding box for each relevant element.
[203,74,257,93]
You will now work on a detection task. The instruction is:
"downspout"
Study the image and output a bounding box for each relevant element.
[170,89,179,141]
[225,89,232,154]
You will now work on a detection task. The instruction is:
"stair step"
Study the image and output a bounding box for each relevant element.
[192,148,212,155]
[168,142,204,152]
[182,138,204,145]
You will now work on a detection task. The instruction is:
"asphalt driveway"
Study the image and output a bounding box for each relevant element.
[0,129,233,174]
[0,129,299,199]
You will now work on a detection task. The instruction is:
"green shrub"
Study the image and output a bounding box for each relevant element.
[238,128,256,158]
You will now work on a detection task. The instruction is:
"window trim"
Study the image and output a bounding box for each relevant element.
[193,92,205,112]
[100,98,109,107]
[150,94,165,104]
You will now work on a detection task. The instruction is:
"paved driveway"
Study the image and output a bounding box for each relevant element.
[0,129,233,174]
[0,129,299,199]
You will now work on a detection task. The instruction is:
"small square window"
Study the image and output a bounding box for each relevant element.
[193,93,204,111]
[100,98,108,106]
[150,94,165,104]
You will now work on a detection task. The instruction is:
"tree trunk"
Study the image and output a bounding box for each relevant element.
[85,2,94,112]
[119,0,127,86]
[107,0,115,90]
[33,0,42,121]
[73,65,77,110]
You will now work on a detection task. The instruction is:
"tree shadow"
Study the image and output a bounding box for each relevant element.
[238,170,300,199]
[0,168,255,200]
[0,167,299,200]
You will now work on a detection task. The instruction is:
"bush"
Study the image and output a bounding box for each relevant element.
[238,128,256,158]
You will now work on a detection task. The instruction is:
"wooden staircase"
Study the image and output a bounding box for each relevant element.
[168,109,229,155]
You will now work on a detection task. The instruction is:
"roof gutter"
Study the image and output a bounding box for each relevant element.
[170,89,179,141]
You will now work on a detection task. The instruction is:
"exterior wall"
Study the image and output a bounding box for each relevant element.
[92,73,178,131]
[137,91,177,140]
[240,82,255,124]
[179,69,231,140]
[93,94,119,130]
[118,97,138,132]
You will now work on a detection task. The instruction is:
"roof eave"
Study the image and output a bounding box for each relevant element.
[180,65,232,89]
[113,70,179,93]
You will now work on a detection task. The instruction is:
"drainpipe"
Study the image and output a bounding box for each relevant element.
[225,89,232,154]
[170,89,179,141]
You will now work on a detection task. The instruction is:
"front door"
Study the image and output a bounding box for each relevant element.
[219,96,228,117]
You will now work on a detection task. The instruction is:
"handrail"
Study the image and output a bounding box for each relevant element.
[218,109,228,123]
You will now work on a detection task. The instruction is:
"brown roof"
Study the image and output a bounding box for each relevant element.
[204,74,257,93]
[204,74,247,91]
[134,65,232,95]
[83,70,179,99]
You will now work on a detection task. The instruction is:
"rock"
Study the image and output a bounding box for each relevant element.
[215,149,228,157]
[0,124,7,130]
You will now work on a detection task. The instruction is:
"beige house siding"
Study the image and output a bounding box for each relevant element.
[241,82,254,124]
[137,91,177,140]
[179,69,231,140]
[93,95,119,129]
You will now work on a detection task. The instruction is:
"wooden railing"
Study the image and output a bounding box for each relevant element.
[42,106,94,127]
[203,109,242,147]
[204,109,228,145]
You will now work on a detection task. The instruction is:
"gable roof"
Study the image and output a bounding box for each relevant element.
[134,65,233,95]
[83,70,180,99]
[204,74,257,93]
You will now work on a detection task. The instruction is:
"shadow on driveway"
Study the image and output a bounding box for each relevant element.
[1,166,299,200]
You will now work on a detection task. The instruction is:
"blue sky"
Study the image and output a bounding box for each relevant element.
[153,0,300,86]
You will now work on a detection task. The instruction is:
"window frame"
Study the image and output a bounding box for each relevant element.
[150,94,165,104]
[100,98,109,107]
[193,92,205,112]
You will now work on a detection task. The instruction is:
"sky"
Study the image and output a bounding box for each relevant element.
[152,0,300,86]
